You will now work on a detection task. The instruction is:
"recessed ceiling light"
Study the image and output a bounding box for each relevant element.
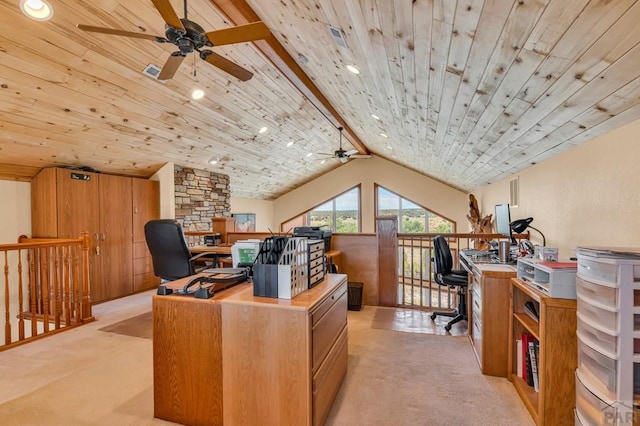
[20,0,53,21]
[306,152,313,158]
[371,114,380,120]
[209,158,219,165]
[191,89,205,100]
[286,141,294,147]
[259,126,268,134]
[380,132,388,138]
[387,145,393,150]
[320,159,327,164]
[346,65,360,75]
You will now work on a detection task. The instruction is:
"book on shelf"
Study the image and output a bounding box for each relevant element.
[521,333,536,385]
[524,300,540,322]
[516,339,522,379]
[528,341,539,392]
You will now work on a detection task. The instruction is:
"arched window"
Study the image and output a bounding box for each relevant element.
[281,186,361,233]
[375,185,454,233]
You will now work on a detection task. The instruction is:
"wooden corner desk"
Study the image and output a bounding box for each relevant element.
[459,250,517,377]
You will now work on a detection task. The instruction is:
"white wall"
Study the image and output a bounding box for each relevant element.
[272,155,469,233]
[476,118,640,259]
[230,197,274,232]
[0,180,31,244]
[151,162,175,219]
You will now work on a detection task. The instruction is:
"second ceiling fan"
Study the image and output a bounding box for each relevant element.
[77,0,270,81]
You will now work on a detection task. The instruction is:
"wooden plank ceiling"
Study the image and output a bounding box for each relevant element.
[1,0,639,199]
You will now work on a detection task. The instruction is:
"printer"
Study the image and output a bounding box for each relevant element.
[292,226,332,252]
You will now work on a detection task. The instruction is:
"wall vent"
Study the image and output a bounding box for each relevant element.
[328,25,348,48]
[510,177,519,207]
[142,64,166,83]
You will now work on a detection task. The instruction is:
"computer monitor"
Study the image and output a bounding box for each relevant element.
[494,203,513,242]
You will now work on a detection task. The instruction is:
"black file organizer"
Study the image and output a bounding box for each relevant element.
[252,236,288,298]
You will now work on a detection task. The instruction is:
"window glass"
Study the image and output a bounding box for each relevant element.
[376,186,453,233]
[282,187,360,233]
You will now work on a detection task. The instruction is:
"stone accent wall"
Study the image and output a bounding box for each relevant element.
[174,165,230,231]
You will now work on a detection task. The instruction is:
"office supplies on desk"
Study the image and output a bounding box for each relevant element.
[157,269,247,299]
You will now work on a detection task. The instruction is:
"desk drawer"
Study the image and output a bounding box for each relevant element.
[312,286,347,371]
[312,282,347,327]
[313,325,347,426]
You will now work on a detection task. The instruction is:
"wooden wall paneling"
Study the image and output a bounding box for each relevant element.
[376,215,398,307]
[332,234,378,306]
[98,174,133,301]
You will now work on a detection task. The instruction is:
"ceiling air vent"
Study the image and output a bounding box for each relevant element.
[328,25,348,48]
[142,64,167,83]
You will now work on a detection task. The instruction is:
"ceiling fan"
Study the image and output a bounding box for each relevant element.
[77,0,270,81]
[318,127,372,164]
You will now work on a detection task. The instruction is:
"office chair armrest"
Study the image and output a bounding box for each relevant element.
[189,252,214,262]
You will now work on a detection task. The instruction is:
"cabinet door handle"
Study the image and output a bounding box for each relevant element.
[96,246,100,256]
[101,233,106,241]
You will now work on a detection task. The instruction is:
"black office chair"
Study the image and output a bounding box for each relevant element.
[430,235,469,331]
[144,219,211,282]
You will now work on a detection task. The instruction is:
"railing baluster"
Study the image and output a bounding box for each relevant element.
[17,249,24,341]
[63,245,71,326]
[4,251,10,345]
[29,247,37,338]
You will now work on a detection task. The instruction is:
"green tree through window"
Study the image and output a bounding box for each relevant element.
[376,186,453,233]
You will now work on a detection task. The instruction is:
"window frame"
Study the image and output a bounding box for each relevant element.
[374,184,456,233]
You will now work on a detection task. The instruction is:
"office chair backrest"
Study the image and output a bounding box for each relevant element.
[433,235,454,276]
[144,219,194,281]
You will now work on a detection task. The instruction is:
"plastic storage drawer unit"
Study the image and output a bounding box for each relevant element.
[577,295,619,334]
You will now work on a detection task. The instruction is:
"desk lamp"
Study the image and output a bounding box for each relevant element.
[510,217,546,247]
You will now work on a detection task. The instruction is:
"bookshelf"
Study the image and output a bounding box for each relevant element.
[508,278,577,425]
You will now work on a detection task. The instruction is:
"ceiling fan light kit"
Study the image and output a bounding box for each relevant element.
[76,0,269,82]
[317,127,372,163]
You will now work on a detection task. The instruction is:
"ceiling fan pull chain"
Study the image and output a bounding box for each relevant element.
[184,0,188,20]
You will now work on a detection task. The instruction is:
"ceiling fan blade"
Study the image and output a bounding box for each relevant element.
[157,53,185,80]
[201,51,253,81]
[339,157,349,164]
[77,24,163,41]
[349,154,372,159]
[151,0,185,31]
[205,21,270,47]
[344,149,358,156]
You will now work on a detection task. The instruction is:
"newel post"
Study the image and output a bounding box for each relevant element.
[377,216,398,307]
[80,232,92,321]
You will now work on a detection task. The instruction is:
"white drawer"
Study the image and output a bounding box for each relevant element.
[576,276,618,309]
[577,295,618,334]
[577,313,618,358]
[575,373,614,426]
[577,339,617,401]
[578,257,620,285]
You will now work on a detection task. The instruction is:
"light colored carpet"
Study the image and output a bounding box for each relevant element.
[0,292,533,425]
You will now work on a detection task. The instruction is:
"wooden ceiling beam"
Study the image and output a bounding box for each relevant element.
[207,0,370,155]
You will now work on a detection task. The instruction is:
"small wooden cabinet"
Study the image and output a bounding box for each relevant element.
[508,278,577,425]
[221,274,348,425]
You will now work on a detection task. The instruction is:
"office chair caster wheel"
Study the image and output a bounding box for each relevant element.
[430,312,437,320]
[445,324,452,332]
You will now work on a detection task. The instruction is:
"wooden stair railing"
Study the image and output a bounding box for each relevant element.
[0,233,93,351]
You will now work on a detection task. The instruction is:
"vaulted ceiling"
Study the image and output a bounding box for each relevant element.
[1,0,639,199]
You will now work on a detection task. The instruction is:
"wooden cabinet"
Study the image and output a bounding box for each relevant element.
[31,167,159,302]
[508,278,577,425]
[221,274,348,425]
[461,252,515,377]
[132,179,160,292]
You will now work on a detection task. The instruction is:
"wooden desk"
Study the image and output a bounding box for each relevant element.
[152,275,250,425]
[189,244,232,255]
[153,274,348,426]
[221,274,348,426]
[459,251,517,377]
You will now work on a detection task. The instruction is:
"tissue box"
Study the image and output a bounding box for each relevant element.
[535,246,558,261]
